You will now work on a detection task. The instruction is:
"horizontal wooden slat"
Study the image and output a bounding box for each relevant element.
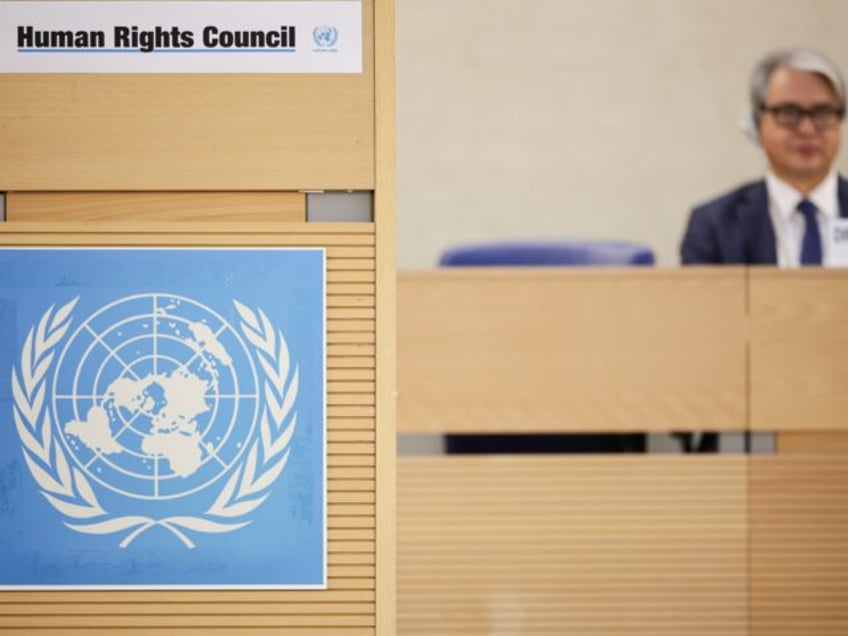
[328,320,376,332]
[327,355,375,368]
[5,192,306,223]
[327,466,375,480]
[327,578,376,590]
[329,284,376,296]
[328,270,376,283]
[329,395,376,407]
[0,601,375,616]
[328,431,376,444]
[328,529,376,541]
[328,369,376,382]
[327,417,375,430]
[332,543,377,555]
[329,258,376,271]
[0,589,374,605]
[328,343,376,355]
[327,308,376,320]
[328,491,376,504]
[324,247,376,258]
[329,381,377,394]
[328,455,375,468]
[327,484,374,497]
[328,443,376,456]
[0,222,375,243]
[327,295,377,308]
[329,503,376,517]
[328,518,375,531]
[330,552,376,566]
[328,566,375,578]
[0,614,375,628]
[0,630,374,636]
[328,265,372,275]
[0,220,375,232]
[329,332,377,345]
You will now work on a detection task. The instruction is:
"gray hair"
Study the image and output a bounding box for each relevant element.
[750,47,846,126]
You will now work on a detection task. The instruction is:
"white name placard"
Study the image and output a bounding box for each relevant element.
[828,218,848,267]
[0,1,361,73]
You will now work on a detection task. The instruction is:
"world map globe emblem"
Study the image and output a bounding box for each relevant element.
[50,294,260,501]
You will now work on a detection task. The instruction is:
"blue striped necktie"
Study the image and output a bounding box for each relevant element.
[797,199,822,266]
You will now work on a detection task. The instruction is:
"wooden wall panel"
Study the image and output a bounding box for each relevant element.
[0,224,378,635]
[6,192,306,223]
[750,457,848,636]
[398,268,747,434]
[0,2,375,192]
[750,269,848,432]
[398,456,748,636]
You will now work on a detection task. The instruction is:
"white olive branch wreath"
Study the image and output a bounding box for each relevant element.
[11,297,297,549]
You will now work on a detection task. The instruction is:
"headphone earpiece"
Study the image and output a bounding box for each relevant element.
[739,110,760,144]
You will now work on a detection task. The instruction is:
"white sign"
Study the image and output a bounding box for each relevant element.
[0,1,361,73]
[828,218,848,267]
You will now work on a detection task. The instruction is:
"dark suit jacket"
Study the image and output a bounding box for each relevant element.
[681,176,848,264]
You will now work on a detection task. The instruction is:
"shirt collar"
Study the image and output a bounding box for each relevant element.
[766,170,839,222]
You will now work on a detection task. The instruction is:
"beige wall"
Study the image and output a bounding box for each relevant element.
[396,0,848,267]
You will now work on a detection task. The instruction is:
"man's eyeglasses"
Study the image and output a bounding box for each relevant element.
[760,103,845,131]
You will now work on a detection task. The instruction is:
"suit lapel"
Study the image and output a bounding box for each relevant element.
[838,176,848,217]
[737,181,777,264]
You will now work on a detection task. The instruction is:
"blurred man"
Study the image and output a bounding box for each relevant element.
[682,47,847,266]
[679,47,846,453]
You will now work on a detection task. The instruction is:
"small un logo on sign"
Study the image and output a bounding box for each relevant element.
[312,25,338,48]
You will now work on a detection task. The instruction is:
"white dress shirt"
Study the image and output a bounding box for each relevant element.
[766,170,839,267]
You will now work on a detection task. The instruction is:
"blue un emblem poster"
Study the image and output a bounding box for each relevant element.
[0,247,326,588]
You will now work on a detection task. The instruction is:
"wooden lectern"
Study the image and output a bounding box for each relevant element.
[0,1,395,633]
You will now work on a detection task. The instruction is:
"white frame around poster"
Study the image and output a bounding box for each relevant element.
[0,246,327,590]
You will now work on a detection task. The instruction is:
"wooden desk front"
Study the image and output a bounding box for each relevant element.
[397,268,848,636]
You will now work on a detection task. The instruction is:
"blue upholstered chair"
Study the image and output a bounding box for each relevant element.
[439,239,655,454]
[439,240,655,267]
